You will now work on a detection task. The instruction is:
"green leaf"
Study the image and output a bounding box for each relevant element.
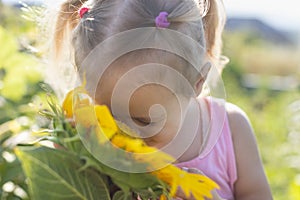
[16,146,111,200]
[0,159,24,185]
[112,191,132,200]
[77,127,168,198]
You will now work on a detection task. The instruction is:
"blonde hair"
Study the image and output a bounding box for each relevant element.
[203,0,227,69]
[51,0,226,96]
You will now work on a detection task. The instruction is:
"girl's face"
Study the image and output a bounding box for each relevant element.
[94,62,194,149]
[92,53,208,155]
[97,76,184,148]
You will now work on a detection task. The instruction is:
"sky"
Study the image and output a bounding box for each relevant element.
[2,0,300,31]
[224,0,300,31]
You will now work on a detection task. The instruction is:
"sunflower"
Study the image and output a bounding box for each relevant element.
[62,88,218,199]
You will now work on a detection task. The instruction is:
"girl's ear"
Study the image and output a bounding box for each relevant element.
[194,62,211,96]
[194,77,205,96]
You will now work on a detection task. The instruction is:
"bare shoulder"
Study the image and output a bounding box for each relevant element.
[225,102,273,199]
[225,102,250,123]
[225,102,254,139]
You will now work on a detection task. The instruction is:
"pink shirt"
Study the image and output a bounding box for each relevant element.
[176,98,237,200]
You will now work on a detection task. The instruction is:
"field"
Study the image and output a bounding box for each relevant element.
[1,3,300,199]
[222,31,300,199]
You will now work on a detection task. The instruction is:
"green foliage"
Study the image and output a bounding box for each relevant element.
[0,4,45,200]
[16,146,111,200]
[0,3,37,38]
[223,34,300,199]
[223,31,300,76]
[0,136,29,200]
[0,26,41,102]
[289,176,300,199]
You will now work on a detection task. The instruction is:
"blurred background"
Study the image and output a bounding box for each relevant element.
[0,0,299,199]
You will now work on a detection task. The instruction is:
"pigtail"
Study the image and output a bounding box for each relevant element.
[44,0,88,99]
[202,0,227,70]
[53,0,88,60]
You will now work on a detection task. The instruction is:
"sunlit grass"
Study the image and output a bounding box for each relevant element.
[223,61,300,199]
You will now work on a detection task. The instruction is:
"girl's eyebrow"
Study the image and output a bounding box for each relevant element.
[132,117,150,121]
[132,114,165,122]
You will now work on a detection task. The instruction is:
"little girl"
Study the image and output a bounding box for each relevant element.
[51,0,273,199]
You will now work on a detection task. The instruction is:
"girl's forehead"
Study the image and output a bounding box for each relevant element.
[111,50,186,68]
[103,50,204,81]
[94,50,204,105]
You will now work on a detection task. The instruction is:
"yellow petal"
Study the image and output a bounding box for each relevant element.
[94,105,118,140]
[62,90,74,118]
[179,172,191,198]
[74,106,98,127]
[111,135,127,148]
[62,86,89,118]
[169,177,178,197]
[152,165,218,200]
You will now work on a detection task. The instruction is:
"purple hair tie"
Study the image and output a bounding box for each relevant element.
[155,12,170,28]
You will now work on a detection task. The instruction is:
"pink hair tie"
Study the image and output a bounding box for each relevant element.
[79,7,90,19]
[155,11,170,28]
